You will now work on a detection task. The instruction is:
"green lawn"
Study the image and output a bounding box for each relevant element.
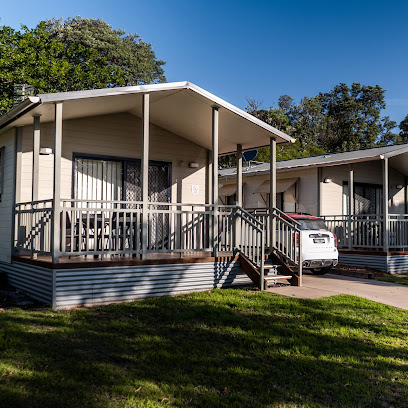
[1,289,408,408]
[377,273,408,286]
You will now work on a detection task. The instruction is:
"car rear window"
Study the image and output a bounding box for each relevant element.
[297,219,328,231]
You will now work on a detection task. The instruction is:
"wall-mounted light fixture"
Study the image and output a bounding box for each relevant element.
[189,162,199,168]
[323,178,332,183]
[40,147,52,155]
[396,184,403,189]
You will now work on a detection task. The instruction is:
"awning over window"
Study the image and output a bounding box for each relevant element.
[219,183,237,196]
[219,182,246,196]
[254,177,299,194]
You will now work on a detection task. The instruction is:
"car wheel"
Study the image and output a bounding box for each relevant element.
[311,266,332,275]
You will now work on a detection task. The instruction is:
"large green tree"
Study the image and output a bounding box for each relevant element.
[0,17,165,115]
[219,83,398,168]
[400,114,408,142]
[318,83,391,151]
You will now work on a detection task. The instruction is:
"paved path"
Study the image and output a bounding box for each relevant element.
[267,274,408,310]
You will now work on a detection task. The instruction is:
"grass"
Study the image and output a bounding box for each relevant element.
[377,273,408,286]
[1,289,408,408]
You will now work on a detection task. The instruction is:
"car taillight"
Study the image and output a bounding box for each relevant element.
[334,234,337,247]
[293,232,299,246]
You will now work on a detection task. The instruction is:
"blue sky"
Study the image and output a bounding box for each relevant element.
[2,0,408,126]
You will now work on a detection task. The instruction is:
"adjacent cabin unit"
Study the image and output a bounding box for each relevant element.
[0,81,301,308]
[219,144,408,273]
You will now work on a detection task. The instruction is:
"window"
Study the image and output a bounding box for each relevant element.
[73,155,171,205]
[0,147,4,202]
[343,182,383,215]
[75,158,123,205]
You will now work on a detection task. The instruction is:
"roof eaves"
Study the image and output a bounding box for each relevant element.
[38,82,190,103]
[37,81,295,145]
[0,96,41,130]
[382,145,408,159]
[177,83,296,145]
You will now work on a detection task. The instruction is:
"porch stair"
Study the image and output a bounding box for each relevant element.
[239,253,299,289]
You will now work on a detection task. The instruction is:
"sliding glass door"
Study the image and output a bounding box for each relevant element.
[74,155,171,204]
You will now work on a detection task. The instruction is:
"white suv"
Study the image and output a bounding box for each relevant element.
[286,213,338,275]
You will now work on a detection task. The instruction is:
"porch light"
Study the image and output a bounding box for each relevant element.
[323,178,332,183]
[189,162,199,168]
[396,184,403,189]
[40,147,52,155]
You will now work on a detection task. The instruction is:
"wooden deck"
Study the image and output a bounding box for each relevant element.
[12,251,237,270]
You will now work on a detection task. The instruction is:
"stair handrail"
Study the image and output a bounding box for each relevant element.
[271,207,301,226]
[221,206,265,289]
[235,206,264,227]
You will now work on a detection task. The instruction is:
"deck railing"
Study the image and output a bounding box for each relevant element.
[323,214,384,249]
[14,200,266,265]
[322,214,408,250]
[14,199,54,256]
[58,200,216,257]
[247,207,302,265]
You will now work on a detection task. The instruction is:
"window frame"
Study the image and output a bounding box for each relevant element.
[71,152,172,202]
[342,181,383,215]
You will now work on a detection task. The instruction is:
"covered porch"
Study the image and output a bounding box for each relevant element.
[320,148,408,253]
[2,82,302,306]
[9,83,293,262]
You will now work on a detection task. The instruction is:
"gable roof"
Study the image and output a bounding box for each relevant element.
[219,143,408,178]
[0,81,295,155]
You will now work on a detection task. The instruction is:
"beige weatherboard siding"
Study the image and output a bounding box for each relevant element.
[228,162,405,215]
[18,113,207,204]
[0,129,16,263]
[320,161,406,216]
[220,167,318,214]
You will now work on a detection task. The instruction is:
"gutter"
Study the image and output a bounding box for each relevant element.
[0,97,41,130]
[219,155,386,179]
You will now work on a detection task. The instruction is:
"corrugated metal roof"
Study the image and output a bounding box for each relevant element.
[219,143,408,178]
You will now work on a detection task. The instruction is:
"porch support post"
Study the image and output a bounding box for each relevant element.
[12,127,23,255]
[269,137,276,252]
[236,144,242,207]
[15,127,23,205]
[207,149,213,250]
[212,106,219,257]
[32,115,40,202]
[404,176,408,214]
[383,157,389,251]
[206,150,213,205]
[234,144,243,251]
[348,165,354,250]
[52,103,63,263]
[30,115,41,259]
[141,93,150,260]
[317,167,323,216]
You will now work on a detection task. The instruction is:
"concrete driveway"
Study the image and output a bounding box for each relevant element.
[267,274,408,310]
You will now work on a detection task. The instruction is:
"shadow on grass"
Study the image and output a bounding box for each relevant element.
[1,289,408,407]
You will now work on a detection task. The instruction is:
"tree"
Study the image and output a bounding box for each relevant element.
[318,83,390,152]
[0,23,68,114]
[399,114,408,143]
[377,116,399,146]
[0,17,166,115]
[44,17,165,88]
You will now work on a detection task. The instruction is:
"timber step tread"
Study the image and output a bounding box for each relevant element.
[264,275,292,281]
[264,264,282,269]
